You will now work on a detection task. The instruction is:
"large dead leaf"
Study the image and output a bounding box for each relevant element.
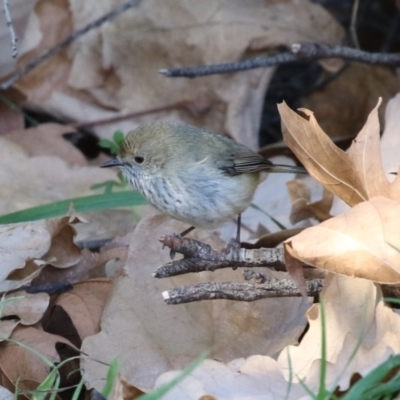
[1,292,49,325]
[278,274,400,392]
[285,196,400,283]
[48,279,113,341]
[0,326,75,393]
[81,215,312,389]
[0,217,81,291]
[287,180,333,224]
[278,99,400,206]
[17,0,343,148]
[154,356,308,400]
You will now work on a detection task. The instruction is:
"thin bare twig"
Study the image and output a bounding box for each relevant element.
[160,43,400,78]
[0,0,143,91]
[154,235,295,278]
[154,236,324,304]
[163,279,323,304]
[2,0,18,58]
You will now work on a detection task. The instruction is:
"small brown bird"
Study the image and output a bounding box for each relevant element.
[102,121,306,240]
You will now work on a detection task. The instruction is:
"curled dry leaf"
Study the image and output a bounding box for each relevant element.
[154,356,308,400]
[278,274,400,392]
[1,292,49,325]
[0,321,20,342]
[278,99,400,206]
[287,180,333,224]
[285,196,400,283]
[0,326,76,393]
[0,217,82,291]
[48,279,113,342]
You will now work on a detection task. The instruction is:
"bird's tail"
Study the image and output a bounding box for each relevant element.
[268,164,308,174]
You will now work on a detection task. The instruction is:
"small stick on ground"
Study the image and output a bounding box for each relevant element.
[163,279,324,304]
[155,235,322,304]
[160,43,400,78]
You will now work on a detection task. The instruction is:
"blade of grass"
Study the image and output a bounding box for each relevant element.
[71,377,86,400]
[316,295,328,399]
[342,355,400,399]
[0,191,147,224]
[101,358,119,398]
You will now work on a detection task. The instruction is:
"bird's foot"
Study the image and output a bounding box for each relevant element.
[225,238,241,270]
[160,233,182,260]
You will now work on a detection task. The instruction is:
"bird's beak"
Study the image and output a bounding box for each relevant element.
[101,158,124,168]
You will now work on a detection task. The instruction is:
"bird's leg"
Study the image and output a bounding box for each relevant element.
[168,226,196,260]
[236,214,241,244]
[180,226,195,237]
[226,214,242,252]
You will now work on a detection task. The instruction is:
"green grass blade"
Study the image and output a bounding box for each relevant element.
[342,355,400,399]
[71,377,86,400]
[138,351,209,400]
[316,295,328,399]
[0,191,147,224]
[101,358,119,398]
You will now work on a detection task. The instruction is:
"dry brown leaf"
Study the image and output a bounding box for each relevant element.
[1,292,49,325]
[0,89,25,135]
[32,234,130,287]
[0,217,82,291]
[0,326,75,392]
[44,217,81,269]
[245,227,306,249]
[154,356,308,400]
[287,180,333,224]
[278,99,400,206]
[49,279,113,341]
[82,215,312,389]
[278,274,400,392]
[18,0,343,148]
[0,321,20,342]
[285,196,400,283]
[111,375,144,400]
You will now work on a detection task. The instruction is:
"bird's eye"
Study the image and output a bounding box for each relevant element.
[134,156,145,164]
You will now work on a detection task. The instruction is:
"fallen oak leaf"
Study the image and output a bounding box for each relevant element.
[278,98,400,206]
[285,196,400,283]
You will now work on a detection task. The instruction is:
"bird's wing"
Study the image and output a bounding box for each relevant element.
[217,147,273,176]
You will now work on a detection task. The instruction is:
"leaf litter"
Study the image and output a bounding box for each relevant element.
[0,0,400,398]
